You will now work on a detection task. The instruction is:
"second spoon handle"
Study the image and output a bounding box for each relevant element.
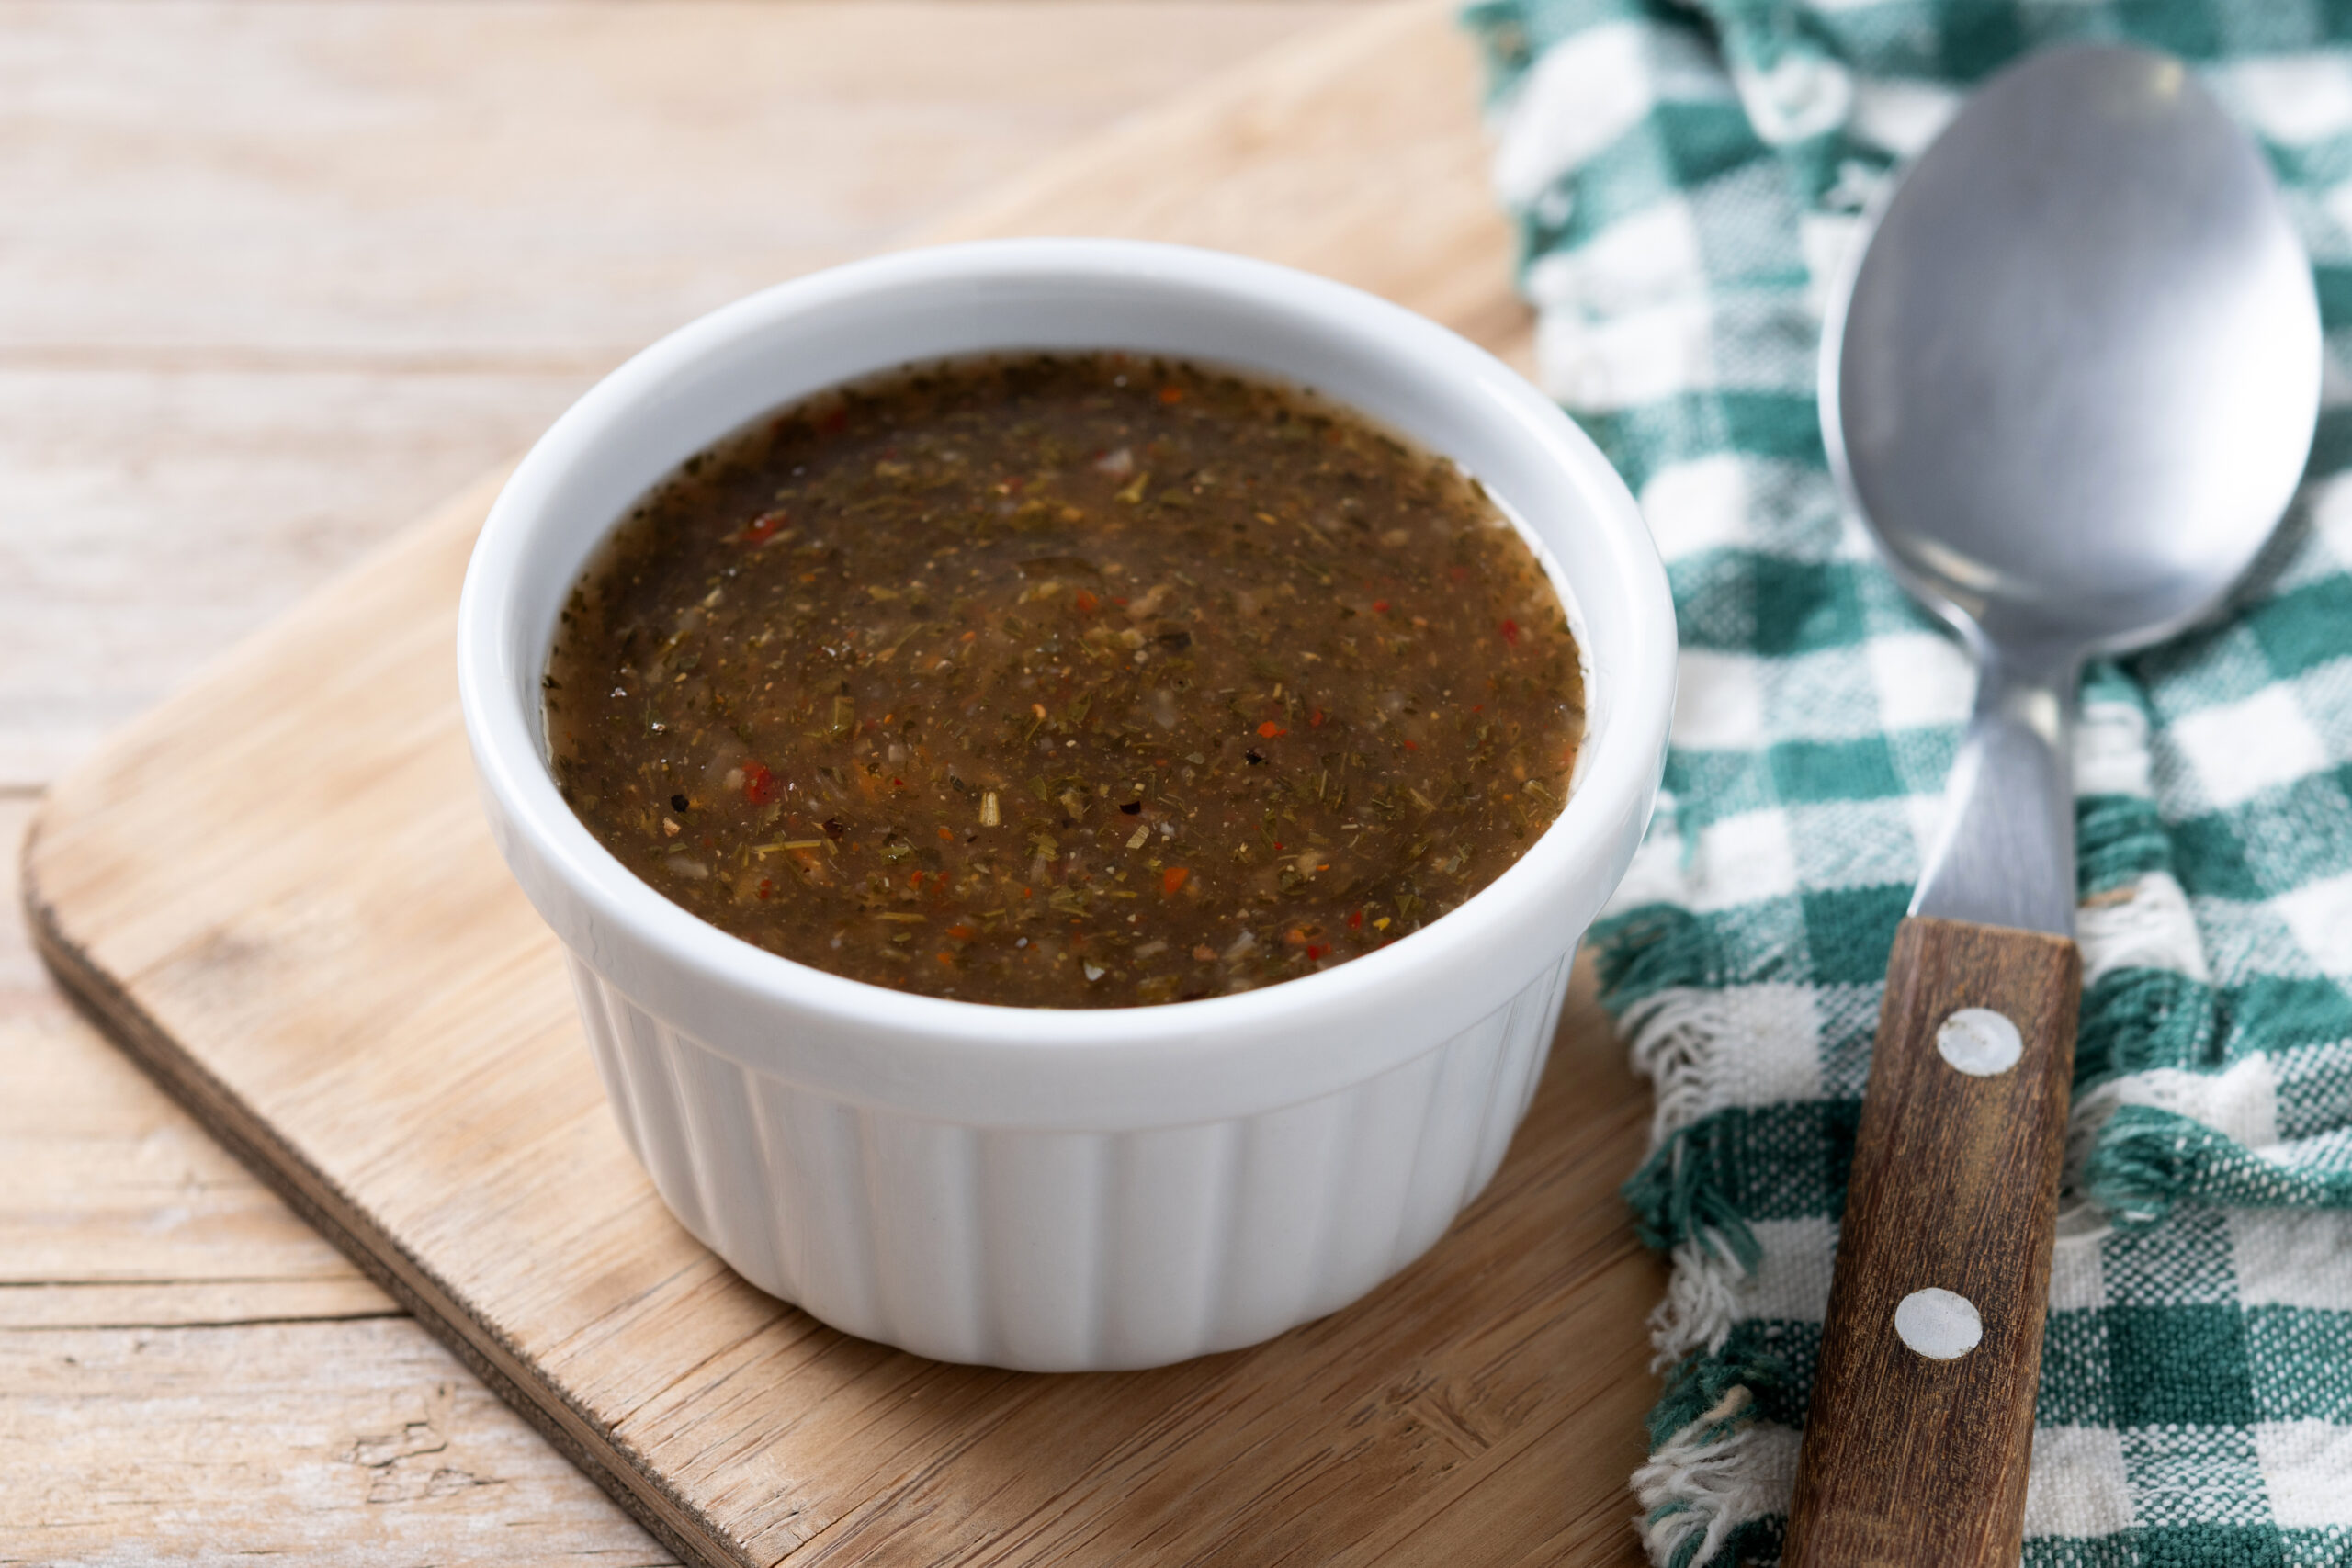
[1783,916,2079,1567]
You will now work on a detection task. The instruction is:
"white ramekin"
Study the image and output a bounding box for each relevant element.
[457,239,1673,1371]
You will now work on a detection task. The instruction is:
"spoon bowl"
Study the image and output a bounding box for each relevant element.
[1824,44,2321,655]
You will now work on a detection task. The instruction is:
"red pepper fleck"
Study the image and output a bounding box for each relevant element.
[1158,386,1185,404]
[741,761,777,805]
[1272,842,1284,852]
[1161,867,1191,895]
[946,924,975,942]
[1500,618,1521,646]
[757,878,775,901]
[1403,739,1419,751]
[1447,565,1470,581]
[1307,944,1327,961]
[908,871,925,889]
[937,827,954,840]
[891,777,906,789]
[1309,708,1326,728]
[1373,600,1391,614]
[1112,595,1130,607]
[936,952,955,966]
[743,509,786,544]
[1073,590,1100,614]
[1257,720,1287,739]
[1347,908,1364,930]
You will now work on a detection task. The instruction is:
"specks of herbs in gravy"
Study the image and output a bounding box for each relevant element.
[545,353,1584,1009]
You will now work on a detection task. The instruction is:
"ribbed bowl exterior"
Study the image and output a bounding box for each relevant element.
[567,951,1574,1371]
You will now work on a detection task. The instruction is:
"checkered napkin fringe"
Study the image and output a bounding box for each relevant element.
[1461,3,2352,1562]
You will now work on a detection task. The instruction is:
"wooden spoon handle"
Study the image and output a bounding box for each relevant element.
[1783,915,2080,1566]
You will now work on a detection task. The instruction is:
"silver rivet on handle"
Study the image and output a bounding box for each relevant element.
[1936,1008,2022,1077]
[1894,1288,1984,1359]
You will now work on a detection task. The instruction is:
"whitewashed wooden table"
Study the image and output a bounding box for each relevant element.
[0,6,1365,1557]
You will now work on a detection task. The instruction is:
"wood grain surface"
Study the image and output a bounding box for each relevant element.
[1784,917,2081,1568]
[17,4,1660,1563]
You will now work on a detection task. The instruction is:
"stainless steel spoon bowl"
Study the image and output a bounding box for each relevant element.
[1789,43,2322,1563]
[1830,46,2319,648]
[1828,46,2320,649]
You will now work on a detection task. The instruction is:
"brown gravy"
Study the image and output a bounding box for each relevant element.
[545,353,1583,1008]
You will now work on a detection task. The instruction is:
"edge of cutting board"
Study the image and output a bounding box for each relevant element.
[25,480,738,1564]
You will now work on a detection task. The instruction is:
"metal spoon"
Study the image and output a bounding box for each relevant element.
[1788,44,2320,1563]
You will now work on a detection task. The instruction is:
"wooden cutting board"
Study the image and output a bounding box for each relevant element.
[23,6,1664,1564]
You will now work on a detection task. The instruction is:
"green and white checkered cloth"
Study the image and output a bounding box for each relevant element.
[1461,2,2352,1562]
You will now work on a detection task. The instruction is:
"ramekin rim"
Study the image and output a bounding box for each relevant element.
[457,237,1674,1055]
